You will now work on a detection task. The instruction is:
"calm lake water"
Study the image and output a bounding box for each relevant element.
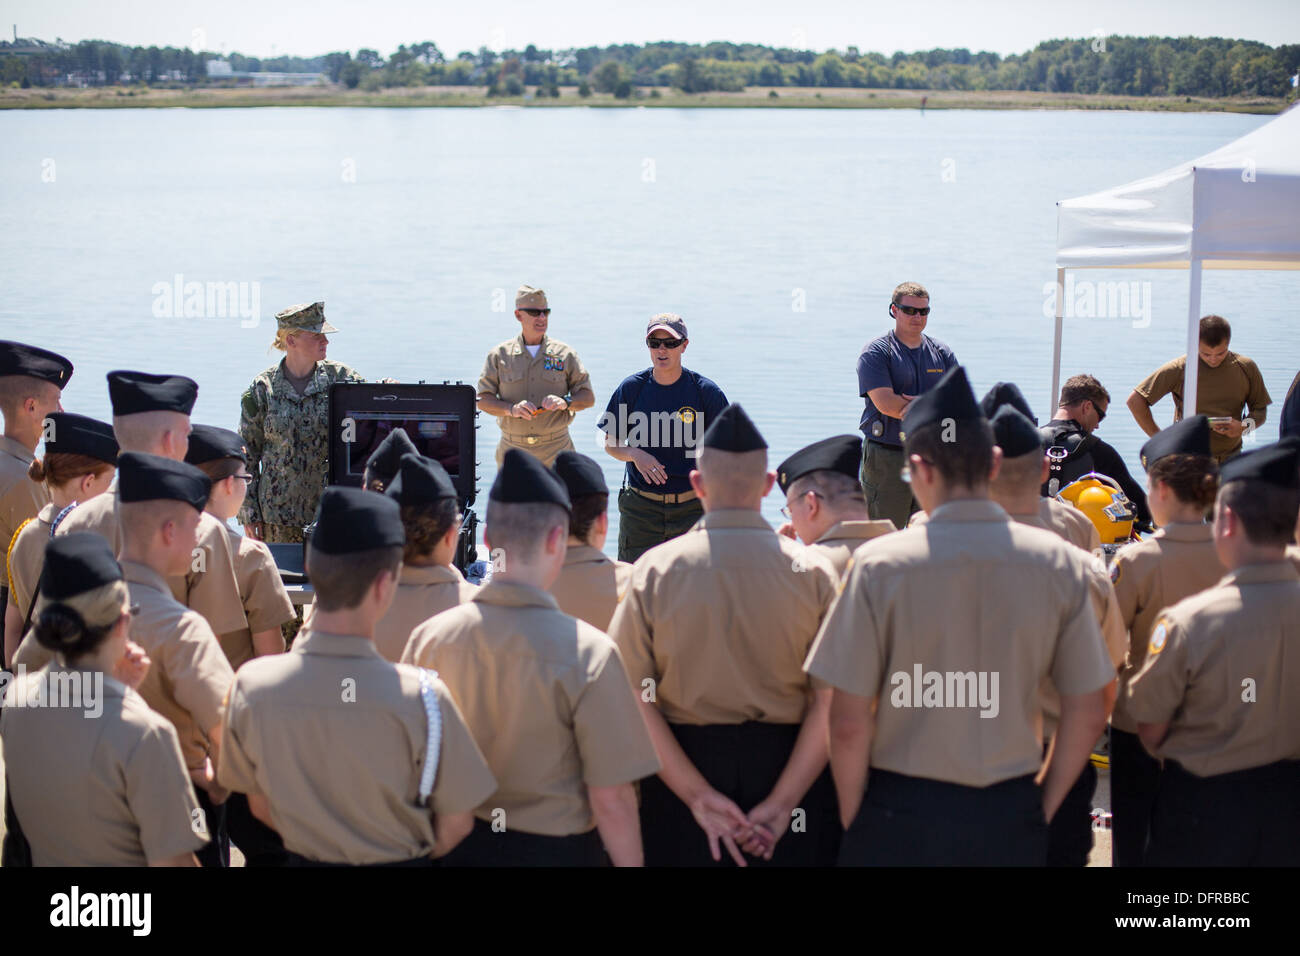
[2,107,1295,552]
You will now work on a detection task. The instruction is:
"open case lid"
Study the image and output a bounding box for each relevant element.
[327,382,479,506]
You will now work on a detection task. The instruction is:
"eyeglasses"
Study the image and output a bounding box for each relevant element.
[233,474,254,484]
[646,337,684,349]
[780,490,823,519]
[520,308,551,317]
[895,305,931,316]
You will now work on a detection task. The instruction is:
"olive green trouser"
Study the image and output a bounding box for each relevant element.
[261,523,305,646]
[617,487,704,564]
[860,440,917,532]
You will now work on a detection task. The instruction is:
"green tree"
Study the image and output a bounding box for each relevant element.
[577,80,592,97]
[591,60,623,92]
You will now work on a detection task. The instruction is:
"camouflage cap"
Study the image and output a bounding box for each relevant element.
[515,286,548,310]
[276,301,339,334]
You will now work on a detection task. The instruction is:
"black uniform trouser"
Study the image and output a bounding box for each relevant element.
[283,851,436,868]
[194,785,229,868]
[639,722,841,867]
[440,817,607,867]
[840,769,1047,866]
[1145,759,1300,867]
[1046,759,1097,867]
[1110,727,1161,867]
[225,792,288,867]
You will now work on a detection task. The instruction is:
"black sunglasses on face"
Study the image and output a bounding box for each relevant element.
[895,304,931,316]
[1092,402,1107,423]
[647,337,683,349]
[521,308,551,317]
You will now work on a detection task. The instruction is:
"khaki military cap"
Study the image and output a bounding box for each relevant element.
[515,286,549,310]
[276,301,339,334]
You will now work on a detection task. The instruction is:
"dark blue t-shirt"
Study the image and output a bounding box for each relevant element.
[599,368,729,494]
[857,331,959,446]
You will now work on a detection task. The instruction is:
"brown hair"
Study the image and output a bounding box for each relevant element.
[904,419,996,491]
[306,546,403,611]
[194,458,246,482]
[1218,480,1300,548]
[568,493,609,542]
[400,499,460,563]
[28,453,114,488]
[1149,454,1219,512]
[1058,374,1110,409]
[1199,315,1231,348]
[891,281,929,305]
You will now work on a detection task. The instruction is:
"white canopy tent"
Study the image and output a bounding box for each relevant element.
[1051,105,1300,412]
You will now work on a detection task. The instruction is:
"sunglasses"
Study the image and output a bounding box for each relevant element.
[646,337,684,349]
[895,305,931,316]
[520,308,551,317]
[1092,401,1107,424]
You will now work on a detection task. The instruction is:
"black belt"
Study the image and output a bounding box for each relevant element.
[282,850,435,868]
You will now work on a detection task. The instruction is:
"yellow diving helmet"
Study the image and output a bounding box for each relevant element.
[1056,473,1136,545]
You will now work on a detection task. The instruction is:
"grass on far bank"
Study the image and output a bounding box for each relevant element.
[0,83,1290,113]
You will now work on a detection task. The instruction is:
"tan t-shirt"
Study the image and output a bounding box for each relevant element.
[1126,561,1300,776]
[550,543,632,631]
[807,519,896,579]
[0,667,206,866]
[1040,497,1102,554]
[476,333,592,445]
[1108,523,1222,733]
[219,525,295,669]
[374,563,475,664]
[805,499,1116,788]
[219,629,496,864]
[0,436,47,572]
[403,580,660,837]
[610,509,840,727]
[56,488,247,636]
[1134,353,1272,461]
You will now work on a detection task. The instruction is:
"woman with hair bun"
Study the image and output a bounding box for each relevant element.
[0,533,207,866]
[4,413,118,667]
[1108,415,1223,868]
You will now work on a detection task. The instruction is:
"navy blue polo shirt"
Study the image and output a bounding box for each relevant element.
[599,368,729,494]
[857,330,959,446]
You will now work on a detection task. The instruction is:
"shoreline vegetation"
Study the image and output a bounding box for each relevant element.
[0,84,1289,112]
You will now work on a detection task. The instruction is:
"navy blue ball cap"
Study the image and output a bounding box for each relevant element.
[311,486,406,554]
[185,424,248,466]
[701,403,766,452]
[42,412,118,465]
[490,448,571,512]
[0,341,73,390]
[107,370,198,416]
[1139,415,1211,471]
[552,451,608,498]
[117,452,211,511]
[386,453,457,507]
[777,435,861,495]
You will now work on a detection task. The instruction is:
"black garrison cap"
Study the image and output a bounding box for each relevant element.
[901,366,983,441]
[185,424,248,465]
[1218,441,1300,490]
[386,453,457,507]
[990,406,1045,459]
[364,429,419,487]
[552,451,608,498]
[1139,415,1211,470]
[701,403,767,452]
[777,435,862,495]
[107,371,198,416]
[0,341,73,389]
[117,452,211,510]
[490,448,572,512]
[39,532,122,601]
[311,486,406,554]
[43,412,118,465]
[980,382,1036,424]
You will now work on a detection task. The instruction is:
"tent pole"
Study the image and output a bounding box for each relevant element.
[1184,258,1203,415]
[1050,267,1065,417]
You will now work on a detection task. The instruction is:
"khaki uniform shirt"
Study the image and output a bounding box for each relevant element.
[403,580,659,837]
[477,334,592,465]
[806,519,895,579]
[1108,522,1221,733]
[805,499,1115,788]
[1041,497,1102,553]
[1289,545,1300,575]
[609,509,840,726]
[1126,561,1300,776]
[374,563,476,664]
[239,359,365,528]
[1134,352,1272,461]
[1,436,47,573]
[221,525,296,669]
[0,666,207,866]
[551,543,632,631]
[5,502,56,621]
[219,629,496,864]
[55,488,247,637]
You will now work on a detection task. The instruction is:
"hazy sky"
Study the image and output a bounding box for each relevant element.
[6,0,1298,58]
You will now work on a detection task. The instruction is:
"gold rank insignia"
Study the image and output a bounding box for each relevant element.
[1149,618,1170,656]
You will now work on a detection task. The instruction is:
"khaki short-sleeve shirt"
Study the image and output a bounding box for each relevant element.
[403,580,659,837]
[218,525,295,669]
[218,629,496,863]
[550,543,632,631]
[374,563,475,664]
[805,499,1115,788]
[1134,353,1273,460]
[1126,561,1300,775]
[1040,497,1102,553]
[5,502,55,621]
[477,334,592,444]
[609,509,840,726]
[807,519,896,579]
[0,667,206,866]
[1,437,47,570]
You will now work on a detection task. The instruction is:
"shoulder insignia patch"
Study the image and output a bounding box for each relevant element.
[1110,561,1121,585]
[1148,618,1170,657]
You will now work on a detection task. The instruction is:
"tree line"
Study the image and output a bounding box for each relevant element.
[2,35,1297,98]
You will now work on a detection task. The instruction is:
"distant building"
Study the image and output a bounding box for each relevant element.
[205,58,323,86]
